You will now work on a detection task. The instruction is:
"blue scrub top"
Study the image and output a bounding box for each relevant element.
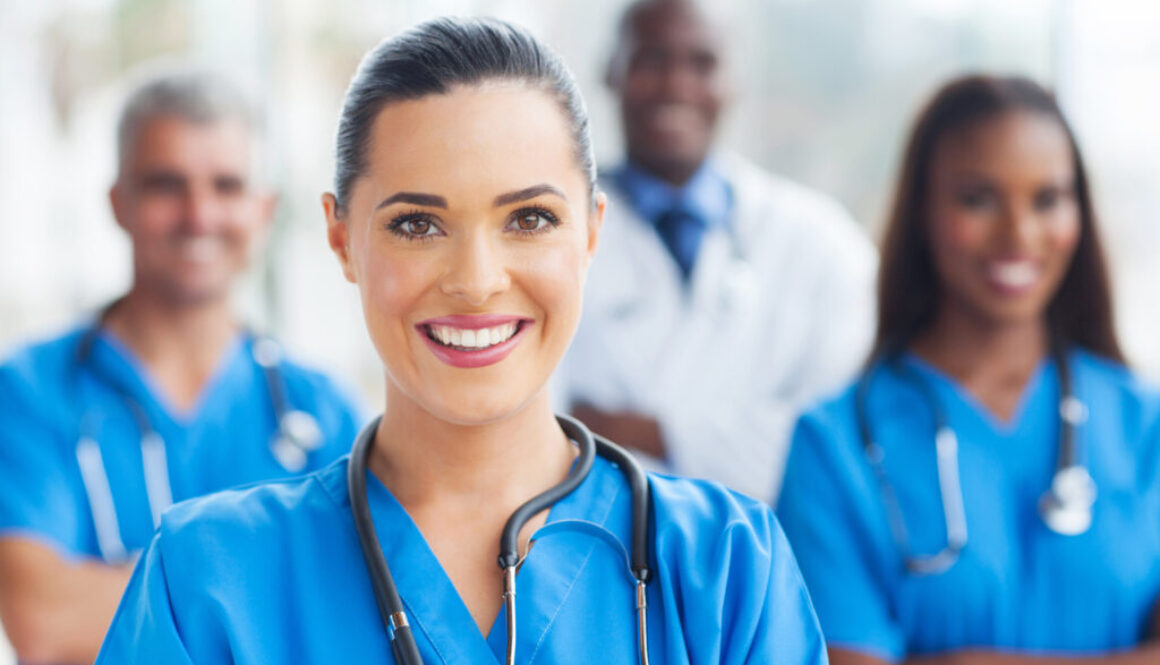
[777,349,1160,661]
[0,324,363,561]
[96,455,826,664]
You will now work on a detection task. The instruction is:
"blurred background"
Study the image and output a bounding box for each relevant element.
[1,0,1159,661]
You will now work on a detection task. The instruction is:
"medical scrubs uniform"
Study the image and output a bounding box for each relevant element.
[0,325,362,562]
[96,456,826,664]
[777,349,1160,661]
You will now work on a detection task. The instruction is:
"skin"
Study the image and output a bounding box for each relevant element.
[580,0,727,458]
[832,111,1160,665]
[911,111,1081,422]
[607,0,728,187]
[0,115,274,664]
[323,82,604,634]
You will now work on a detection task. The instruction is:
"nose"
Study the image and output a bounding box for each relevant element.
[180,183,222,234]
[997,200,1042,251]
[439,230,511,305]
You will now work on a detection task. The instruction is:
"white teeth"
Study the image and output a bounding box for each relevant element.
[178,237,221,262]
[989,261,1039,289]
[427,322,520,350]
[652,104,699,132]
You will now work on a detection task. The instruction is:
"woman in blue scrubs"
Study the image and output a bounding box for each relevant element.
[777,75,1160,664]
[95,17,825,664]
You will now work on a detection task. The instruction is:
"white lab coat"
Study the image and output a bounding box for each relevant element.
[561,155,877,504]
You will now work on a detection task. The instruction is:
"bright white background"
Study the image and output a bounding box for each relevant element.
[1,1,1159,661]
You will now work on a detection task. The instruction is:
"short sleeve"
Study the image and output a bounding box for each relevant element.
[95,534,195,664]
[735,514,828,665]
[776,411,907,662]
[0,367,87,554]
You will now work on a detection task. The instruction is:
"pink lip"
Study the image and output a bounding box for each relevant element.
[415,315,534,369]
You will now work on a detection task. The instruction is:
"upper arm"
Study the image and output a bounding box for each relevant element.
[0,371,86,554]
[777,413,906,662]
[95,536,195,664]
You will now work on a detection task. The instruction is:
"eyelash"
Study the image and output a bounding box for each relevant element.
[385,206,561,241]
[507,206,561,236]
[386,210,441,242]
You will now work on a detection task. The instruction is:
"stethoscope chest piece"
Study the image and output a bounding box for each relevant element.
[1039,464,1096,536]
[271,410,324,472]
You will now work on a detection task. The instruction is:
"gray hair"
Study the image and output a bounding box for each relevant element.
[116,69,258,173]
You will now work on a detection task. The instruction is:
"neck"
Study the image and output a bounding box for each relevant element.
[370,387,575,513]
[911,304,1049,386]
[628,151,702,187]
[101,285,239,408]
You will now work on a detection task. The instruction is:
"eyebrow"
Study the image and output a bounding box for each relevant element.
[493,184,568,207]
[375,192,448,210]
[374,183,567,211]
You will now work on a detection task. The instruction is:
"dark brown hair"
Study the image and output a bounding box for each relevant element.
[871,74,1123,363]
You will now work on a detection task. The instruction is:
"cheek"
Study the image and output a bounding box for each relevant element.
[1046,207,1082,260]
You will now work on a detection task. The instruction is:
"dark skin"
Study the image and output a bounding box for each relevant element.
[830,112,1160,665]
[578,0,729,456]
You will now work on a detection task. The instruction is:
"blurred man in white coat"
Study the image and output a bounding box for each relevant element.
[566,0,876,503]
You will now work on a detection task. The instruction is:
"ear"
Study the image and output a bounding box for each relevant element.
[257,191,278,231]
[109,182,130,233]
[585,191,606,264]
[323,192,358,284]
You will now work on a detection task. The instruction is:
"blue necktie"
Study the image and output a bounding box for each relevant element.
[654,209,705,280]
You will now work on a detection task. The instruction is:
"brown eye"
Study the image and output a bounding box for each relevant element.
[517,212,544,231]
[508,207,558,234]
[406,219,432,235]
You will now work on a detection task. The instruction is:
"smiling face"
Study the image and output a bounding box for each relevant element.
[325,83,603,425]
[926,110,1081,329]
[111,115,273,305]
[610,0,727,185]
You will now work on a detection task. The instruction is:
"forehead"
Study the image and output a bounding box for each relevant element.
[627,2,721,52]
[933,111,1074,179]
[124,115,252,174]
[359,83,585,204]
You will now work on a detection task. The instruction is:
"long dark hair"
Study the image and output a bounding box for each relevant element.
[331,17,596,214]
[871,74,1123,363]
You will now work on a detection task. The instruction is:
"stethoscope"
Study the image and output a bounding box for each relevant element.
[73,312,324,563]
[347,414,653,665]
[855,347,1096,575]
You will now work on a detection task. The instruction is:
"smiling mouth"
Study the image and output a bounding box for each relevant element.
[423,321,524,351]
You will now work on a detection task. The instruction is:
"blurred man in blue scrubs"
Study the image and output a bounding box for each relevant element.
[0,70,360,664]
[565,0,876,503]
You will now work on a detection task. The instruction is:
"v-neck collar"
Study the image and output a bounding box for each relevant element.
[899,352,1054,436]
[89,329,249,426]
[362,456,625,664]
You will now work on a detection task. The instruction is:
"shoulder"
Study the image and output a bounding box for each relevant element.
[721,154,875,259]
[0,325,90,428]
[1072,349,1160,437]
[263,345,364,421]
[0,325,87,396]
[647,472,787,567]
[157,457,350,553]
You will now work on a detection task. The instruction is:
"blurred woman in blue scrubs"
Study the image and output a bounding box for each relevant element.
[95,17,825,664]
[777,74,1160,664]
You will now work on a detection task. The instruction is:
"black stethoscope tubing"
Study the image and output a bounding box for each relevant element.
[347,413,653,665]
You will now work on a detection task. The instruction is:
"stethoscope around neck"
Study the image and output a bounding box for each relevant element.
[73,313,324,563]
[347,414,654,665]
[855,346,1096,576]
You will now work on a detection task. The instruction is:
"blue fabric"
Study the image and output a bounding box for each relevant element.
[777,349,1160,662]
[96,456,826,664]
[611,159,733,276]
[0,324,364,561]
